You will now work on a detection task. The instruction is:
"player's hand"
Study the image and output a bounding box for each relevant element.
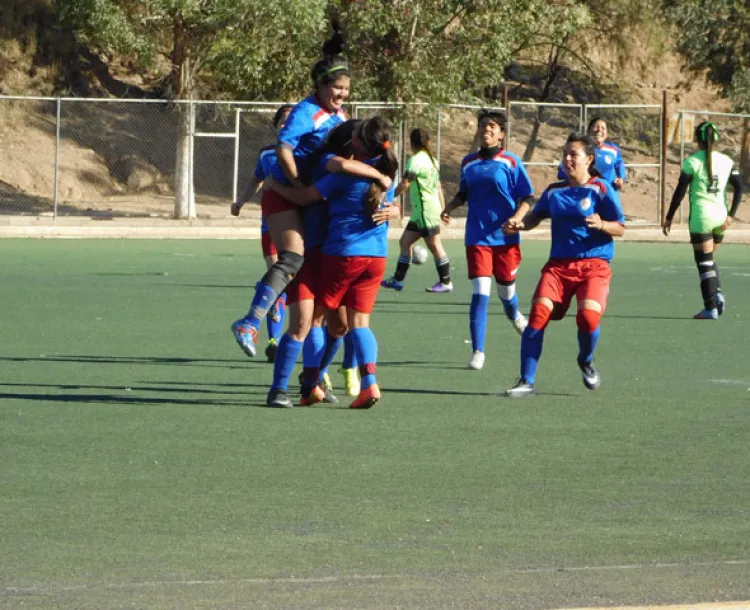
[230,201,243,216]
[440,210,451,225]
[720,216,734,232]
[377,173,393,191]
[613,178,625,190]
[371,203,392,225]
[585,214,604,231]
[661,218,672,236]
[502,217,524,234]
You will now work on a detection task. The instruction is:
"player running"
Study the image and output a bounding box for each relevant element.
[662,121,744,319]
[504,133,626,397]
[381,128,453,293]
[441,109,534,371]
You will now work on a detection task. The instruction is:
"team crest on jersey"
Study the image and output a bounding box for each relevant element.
[580,197,592,211]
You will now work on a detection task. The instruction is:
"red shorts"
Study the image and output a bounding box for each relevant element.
[318,254,387,314]
[466,244,522,282]
[261,231,277,258]
[286,247,322,305]
[261,189,297,218]
[533,258,612,319]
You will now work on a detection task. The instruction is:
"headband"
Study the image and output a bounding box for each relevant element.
[698,121,719,143]
[325,64,348,76]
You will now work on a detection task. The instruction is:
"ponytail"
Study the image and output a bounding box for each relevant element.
[357,117,399,214]
[695,121,720,182]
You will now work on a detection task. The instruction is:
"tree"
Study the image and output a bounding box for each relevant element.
[54,0,327,217]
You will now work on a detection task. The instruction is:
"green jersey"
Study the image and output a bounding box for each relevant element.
[682,150,734,233]
[403,150,442,229]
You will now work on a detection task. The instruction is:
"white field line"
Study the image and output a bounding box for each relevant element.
[4,559,750,595]
[556,603,750,610]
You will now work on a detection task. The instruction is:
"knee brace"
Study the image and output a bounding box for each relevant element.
[528,301,553,331]
[576,309,601,333]
[264,250,305,295]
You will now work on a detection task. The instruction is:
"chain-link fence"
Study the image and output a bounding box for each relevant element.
[0,95,747,224]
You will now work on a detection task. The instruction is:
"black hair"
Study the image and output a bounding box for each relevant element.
[311,23,350,87]
[322,119,361,158]
[272,104,294,128]
[695,121,719,181]
[356,116,399,214]
[587,116,607,133]
[410,128,437,168]
[477,109,507,130]
[564,132,601,178]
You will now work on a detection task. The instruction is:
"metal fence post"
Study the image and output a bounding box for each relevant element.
[232,107,241,204]
[53,97,61,220]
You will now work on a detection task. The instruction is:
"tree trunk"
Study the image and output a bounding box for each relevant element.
[171,16,195,219]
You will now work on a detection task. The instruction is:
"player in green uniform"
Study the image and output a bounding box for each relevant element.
[662,121,744,319]
[381,128,453,293]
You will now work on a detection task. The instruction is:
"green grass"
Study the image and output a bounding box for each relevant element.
[1,239,749,609]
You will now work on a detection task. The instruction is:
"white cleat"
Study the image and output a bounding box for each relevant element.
[512,313,528,335]
[468,350,485,370]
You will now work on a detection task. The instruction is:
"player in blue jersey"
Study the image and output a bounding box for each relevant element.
[503,133,626,397]
[267,117,398,409]
[441,110,535,371]
[557,117,626,189]
[230,104,294,362]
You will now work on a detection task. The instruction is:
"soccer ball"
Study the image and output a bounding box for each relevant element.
[411,245,429,265]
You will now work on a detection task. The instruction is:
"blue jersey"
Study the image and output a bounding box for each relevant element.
[459,149,534,246]
[533,178,625,262]
[252,145,277,235]
[557,141,626,186]
[270,95,347,185]
[302,153,338,250]
[315,164,395,258]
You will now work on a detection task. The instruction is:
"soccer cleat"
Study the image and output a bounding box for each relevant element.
[299,384,326,406]
[265,338,278,363]
[693,308,718,320]
[266,388,293,408]
[350,384,380,409]
[426,281,454,293]
[717,292,725,316]
[506,378,536,398]
[231,320,258,357]
[381,277,404,292]
[320,373,338,403]
[512,313,528,335]
[341,367,360,397]
[579,361,601,390]
[468,350,485,370]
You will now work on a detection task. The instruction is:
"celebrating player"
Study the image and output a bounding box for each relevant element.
[381,128,453,293]
[441,109,534,371]
[504,133,626,397]
[661,121,744,319]
[268,116,398,408]
[230,104,294,362]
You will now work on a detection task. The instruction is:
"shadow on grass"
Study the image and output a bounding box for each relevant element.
[0,354,262,369]
[0,391,267,408]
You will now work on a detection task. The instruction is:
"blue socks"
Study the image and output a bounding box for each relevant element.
[245,280,279,330]
[469,294,490,352]
[577,327,600,367]
[342,332,357,369]
[319,331,343,380]
[520,327,545,384]
[350,328,378,389]
[266,293,286,341]
[500,294,520,321]
[271,334,303,391]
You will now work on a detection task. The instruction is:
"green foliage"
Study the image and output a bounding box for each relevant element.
[663,0,750,112]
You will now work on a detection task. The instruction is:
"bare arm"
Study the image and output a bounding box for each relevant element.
[266,176,321,206]
[394,177,411,199]
[276,144,303,188]
[325,156,392,190]
[231,179,263,216]
[503,209,543,234]
[440,193,466,224]
[585,214,626,237]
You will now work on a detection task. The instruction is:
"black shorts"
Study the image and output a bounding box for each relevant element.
[690,231,724,245]
[405,221,440,238]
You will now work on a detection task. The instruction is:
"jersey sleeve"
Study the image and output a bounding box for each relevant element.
[253,155,265,182]
[533,188,552,219]
[598,184,626,223]
[403,155,417,181]
[314,173,340,201]
[614,146,627,181]
[682,156,698,176]
[512,159,534,201]
[277,103,311,150]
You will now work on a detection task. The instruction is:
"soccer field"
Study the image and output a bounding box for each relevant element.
[1,239,749,609]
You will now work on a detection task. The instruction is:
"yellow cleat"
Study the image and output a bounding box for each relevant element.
[341,367,360,397]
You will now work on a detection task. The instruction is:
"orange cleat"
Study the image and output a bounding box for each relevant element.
[349,384,380,409]
[298,384,326,406]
